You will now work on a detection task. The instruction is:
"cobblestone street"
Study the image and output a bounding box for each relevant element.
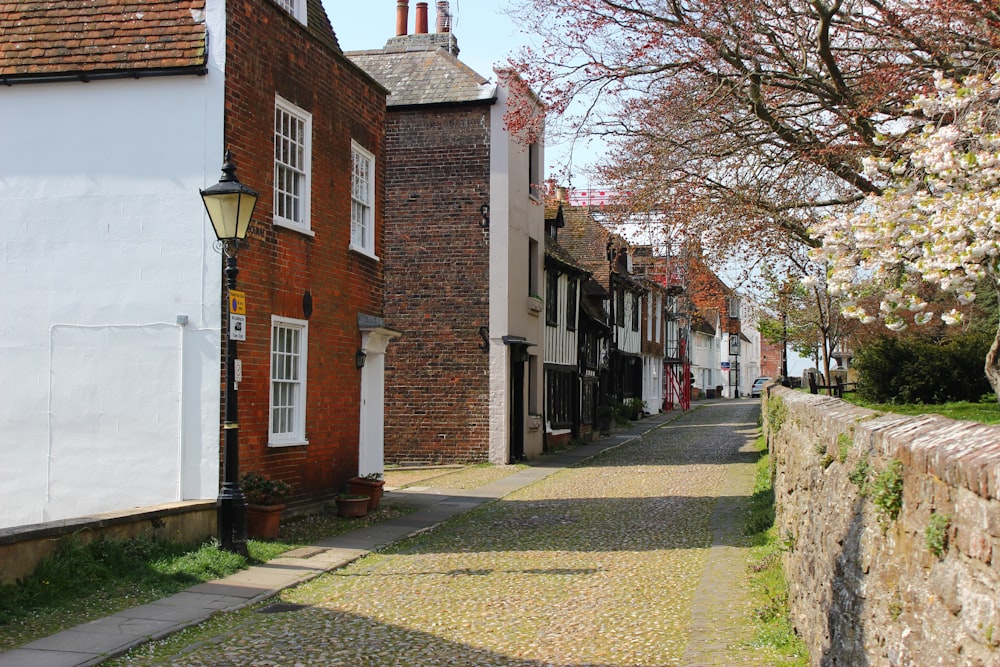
[117,401,764,667]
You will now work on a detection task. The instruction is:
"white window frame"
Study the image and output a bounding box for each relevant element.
[273,0,307,25]
[269,315,309,447]
[350,140,378,258]
[274,96,313,235]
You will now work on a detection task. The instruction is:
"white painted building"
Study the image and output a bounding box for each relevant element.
[690,311,723,397]
[0,2,226,528]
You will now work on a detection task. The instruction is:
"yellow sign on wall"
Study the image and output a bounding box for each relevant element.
[229,290,246,315]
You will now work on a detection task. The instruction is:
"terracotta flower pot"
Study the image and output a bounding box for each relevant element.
[246,503,285,539]
[336,495,369,517]
[347,477,385,511]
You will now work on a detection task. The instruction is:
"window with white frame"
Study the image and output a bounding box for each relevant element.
[351,141,376,256]
[274,97,311,233]
[269,316,308,446]
[273,0,307,25]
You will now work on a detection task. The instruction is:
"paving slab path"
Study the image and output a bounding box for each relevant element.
[3,400,766,667]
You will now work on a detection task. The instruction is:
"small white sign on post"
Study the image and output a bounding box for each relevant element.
[229,314,247,341]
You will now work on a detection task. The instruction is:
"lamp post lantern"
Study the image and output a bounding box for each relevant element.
[200,150,258,556]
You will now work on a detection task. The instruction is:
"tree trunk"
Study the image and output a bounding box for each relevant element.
[987,284,1000,404]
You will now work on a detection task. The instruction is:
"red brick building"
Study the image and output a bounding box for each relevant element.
[0,0,390,529]
[348,1,546,464]
[222,0,391,507]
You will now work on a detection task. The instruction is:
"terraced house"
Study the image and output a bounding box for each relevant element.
[347,1,546,465]
[0,0,390,534]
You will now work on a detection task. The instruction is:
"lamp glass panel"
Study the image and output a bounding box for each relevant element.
[203,192,241,240]
[236,192,258,239]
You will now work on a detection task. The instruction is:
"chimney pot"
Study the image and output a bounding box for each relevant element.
[396,0,409,36]
[436,1,451,33]
[415,2,429,34]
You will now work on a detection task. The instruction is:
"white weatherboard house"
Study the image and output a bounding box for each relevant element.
[0,1,227,529]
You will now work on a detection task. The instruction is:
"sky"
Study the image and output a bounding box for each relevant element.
[322,0,604,177]
[324,0,524,81]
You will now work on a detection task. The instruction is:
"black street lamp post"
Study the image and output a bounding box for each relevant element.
[200,150,258,556]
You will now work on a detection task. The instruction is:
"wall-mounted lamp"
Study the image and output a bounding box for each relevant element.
[479,203,490,228]
[355,349,367,369]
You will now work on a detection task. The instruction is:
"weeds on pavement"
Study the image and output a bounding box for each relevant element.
[744,435,810,665]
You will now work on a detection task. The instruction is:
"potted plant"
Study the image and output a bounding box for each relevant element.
[347,472,385,511]
[335,493,370,517]
[597,404,614,435]
[241,472,293,540]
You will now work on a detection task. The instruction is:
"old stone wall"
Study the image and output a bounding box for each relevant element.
[765,386,1000,666]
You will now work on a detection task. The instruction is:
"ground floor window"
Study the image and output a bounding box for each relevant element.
[545,367,575,428]
[269,316,308,446]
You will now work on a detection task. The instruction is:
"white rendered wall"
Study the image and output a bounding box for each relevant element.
[0,10,226,527]
[488,78,545,463]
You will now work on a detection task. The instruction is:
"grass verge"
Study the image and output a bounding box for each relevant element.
[840,393,1000,424]
[743,434,810,665]
[0,501,412,651]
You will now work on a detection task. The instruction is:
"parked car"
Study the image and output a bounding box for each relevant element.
[751,377,771,398]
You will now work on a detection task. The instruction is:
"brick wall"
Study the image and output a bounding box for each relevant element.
[222,0,386,503]
[382,104,493,463]
[765,386,1000,665]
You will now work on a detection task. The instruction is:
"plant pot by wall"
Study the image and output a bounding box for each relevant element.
[336,495,370,517]
[348,477,385,511]
[246,504,285,540]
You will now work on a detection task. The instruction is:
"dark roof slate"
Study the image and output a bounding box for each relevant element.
[0,0,207,80]
[345,35,495,107]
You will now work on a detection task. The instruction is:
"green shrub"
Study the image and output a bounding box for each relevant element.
[848,453,870,494]
[767,396,788,433]
[853,333,991,404]
[926,512,951,558]
[871,459,904,522]
[837,433,851,463]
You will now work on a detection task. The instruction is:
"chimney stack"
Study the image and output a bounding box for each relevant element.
[396,0,409,36]
[415,2,429,34]
[436,1,451,32]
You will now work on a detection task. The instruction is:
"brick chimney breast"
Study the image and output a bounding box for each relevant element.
[396,0,409,36]
[415,2,429,34]
[436,1,452,32]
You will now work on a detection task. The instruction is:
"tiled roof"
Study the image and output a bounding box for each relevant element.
[558,203,615,286]
[304,0,341,54]
[545,235,590,277]
[0,0,207,81]
[345,34,495,107]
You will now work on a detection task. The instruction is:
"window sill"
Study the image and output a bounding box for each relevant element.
[267,438,309,448]
[274,218,316,237]
[350,244,380,261]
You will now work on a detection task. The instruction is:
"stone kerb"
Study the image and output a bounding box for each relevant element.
[764,385,1000,666]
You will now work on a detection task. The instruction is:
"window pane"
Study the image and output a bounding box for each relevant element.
[275,103,308,226]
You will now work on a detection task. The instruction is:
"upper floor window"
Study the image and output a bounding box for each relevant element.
[274,96,312,234]
[351,141,377,257]
[728,296,741,319]
[566,278,577,331]
[631,293,640,331]
[545,270,559,326]
[528,141,541,200]
[274,0,307,25]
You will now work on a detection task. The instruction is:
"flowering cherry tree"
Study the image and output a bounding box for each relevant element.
[812,72,1000,397]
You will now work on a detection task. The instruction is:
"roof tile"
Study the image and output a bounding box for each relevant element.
[0,0,207,80]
